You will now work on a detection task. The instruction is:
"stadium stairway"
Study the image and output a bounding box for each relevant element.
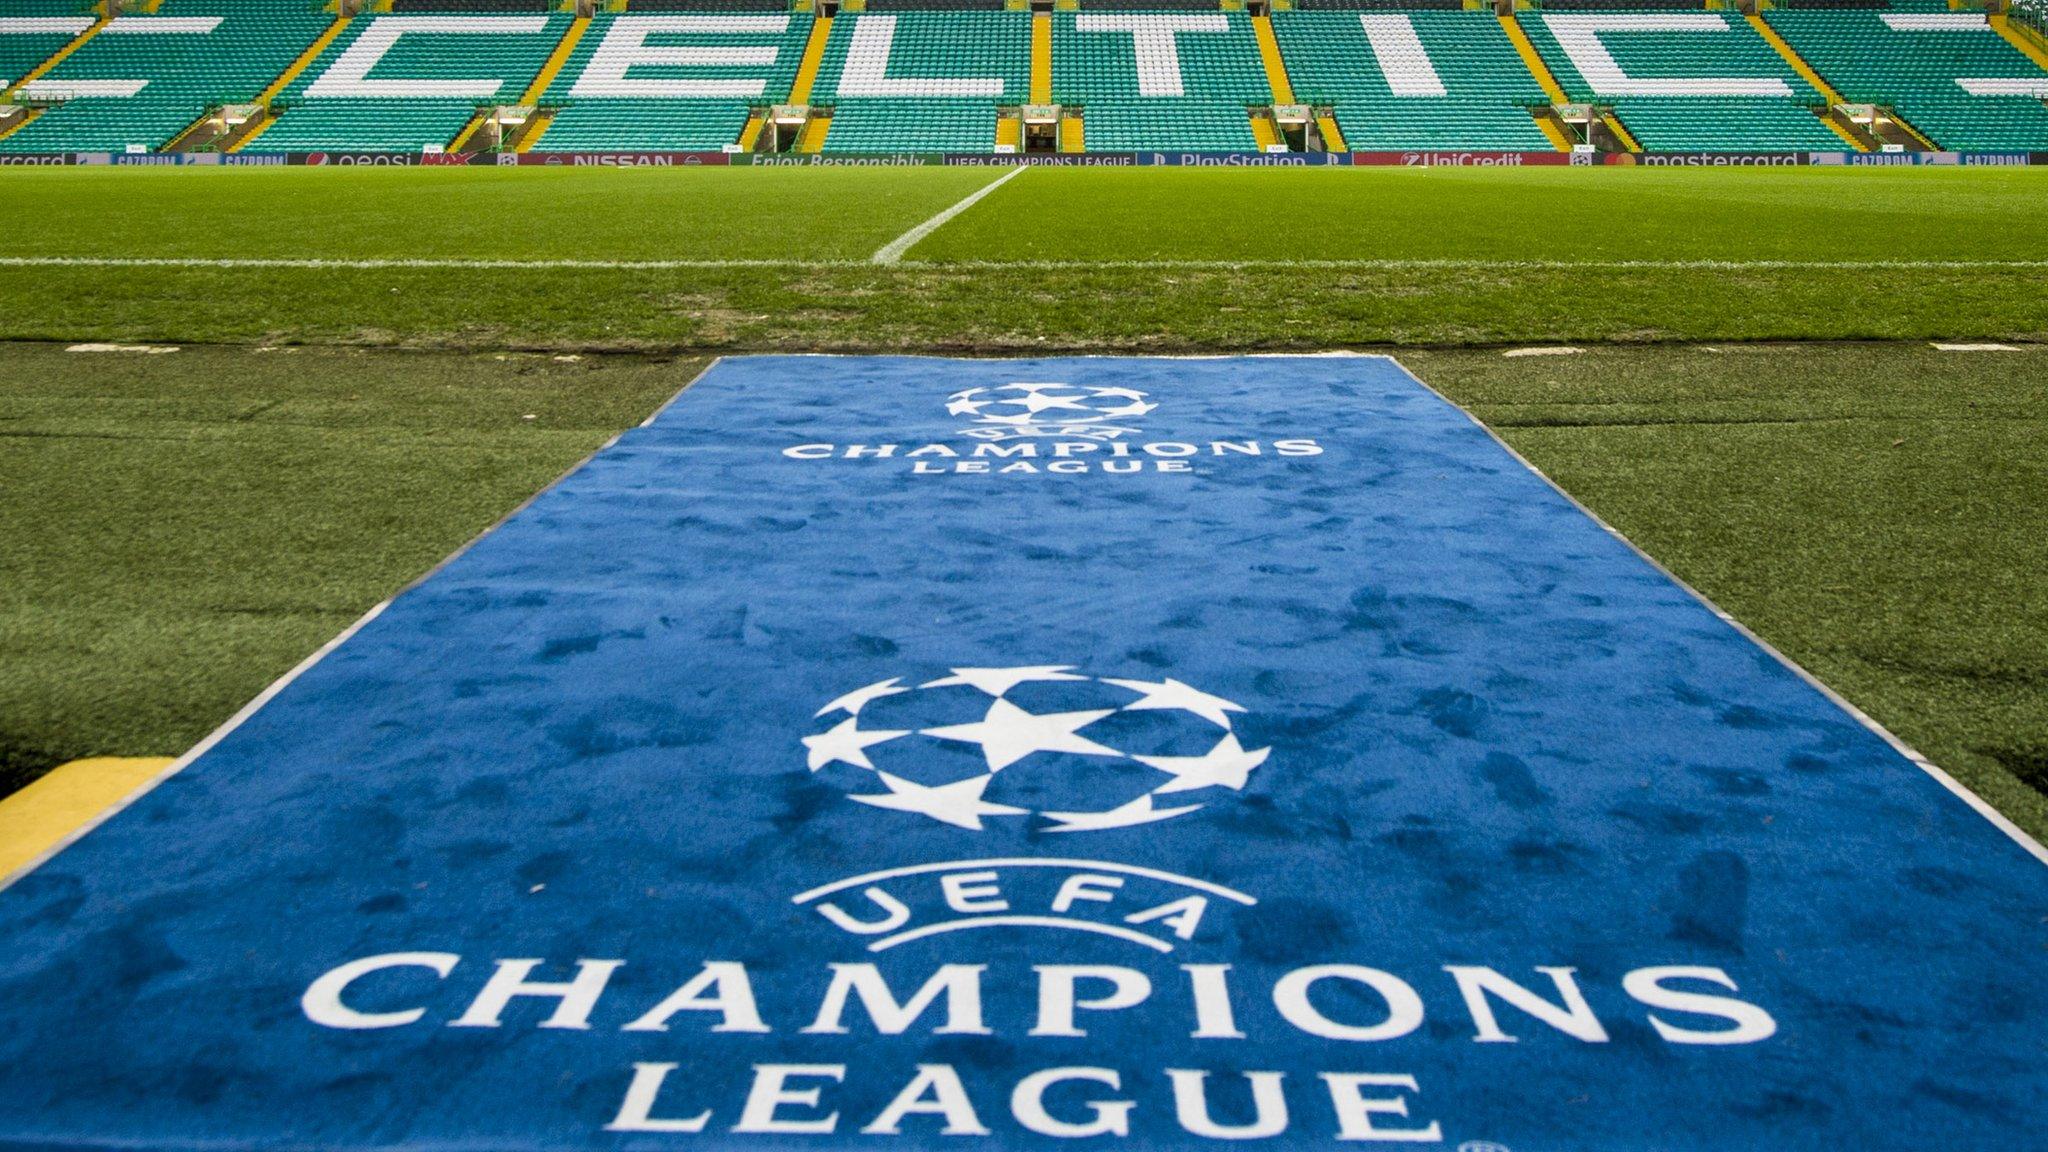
[1051,11,1269,151]
[1276,11,1560,153]
[1500,11,1568,104]
[1315,109,1345,152]
[1517,11,1846,153]
[810,12,1030,154]
[790,10,832,151]
[1600,109,1637,152]
[1988,12,2048,73]
[229,14,352,154]
[1030,9,1050,104]
[479,12,587,153]
[1,11,334,156]
[1251,11,1294,104]
[245,13,575,155]
[0,14,99,101]
[0,13,105,100]
[1766,10,2048,151]
[1744,11,1870,151]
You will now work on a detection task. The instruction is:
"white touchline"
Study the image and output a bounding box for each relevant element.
[2,255,2045,272]
[870,162,1031,265]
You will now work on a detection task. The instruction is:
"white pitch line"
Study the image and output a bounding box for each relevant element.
[870,162,1031,265]
[2,255,2046,273]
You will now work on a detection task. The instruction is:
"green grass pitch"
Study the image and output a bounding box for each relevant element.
[0,164,2043,842]
[1,166,2044,350]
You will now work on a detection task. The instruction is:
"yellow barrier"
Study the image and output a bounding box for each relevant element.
[0,758,174,881]
[1314,112,1344,153]
[255,16,349,106]
[789,14,834,105]
[1500,14,1568,104]
[739,112,768,151]
[1251,14,1296,105]
[1249,112,1278,149]
[799,113,832,152]
[1030,12,1052,105]
[1989,13,2048,72]
[2,15,108,102]
[0,107,43,145]
[521,15,589,105]
[1746,13,1845,105]
[1602,111,1640,153]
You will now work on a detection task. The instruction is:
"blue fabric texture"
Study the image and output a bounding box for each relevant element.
[0,355,2041,1150]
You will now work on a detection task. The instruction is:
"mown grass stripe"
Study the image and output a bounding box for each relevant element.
[5,256,2048,272]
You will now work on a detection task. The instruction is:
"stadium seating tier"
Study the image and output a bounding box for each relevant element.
[2,7,2047,153]
[1,12,329,153]
[1767,11,2048,149]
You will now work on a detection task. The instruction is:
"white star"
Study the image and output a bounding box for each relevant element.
[814,677,910,719]
[802,717,909,771]
[1042,793,1204,833]
[921,665,1086,698]
[1134,733,1270,794]
[1095,400,1157,420]
[1003,391,1092,415]
[1102,677,1247,729]
[849,772,1029,831]
[971,409,1038,426]
[1090,386,1148,401]
[946,397,988,416]
[921,698,1122,772]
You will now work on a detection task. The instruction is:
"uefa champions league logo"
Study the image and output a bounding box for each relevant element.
[779,379,1325,474]
[948,383,1158,441]
[802,665,1269,833]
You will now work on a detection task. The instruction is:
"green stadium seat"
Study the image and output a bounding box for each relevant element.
[536,100,752,151]
[1052,11,1265,151]
[1608,96,1845,151]
[822,98,997,152]
[529,12,814,153]
[804,12,1026,153]
[0,12,329,154]
[1767,10,2048,150]
[0,0,98,12]
[1054,12,1268,103]
[1517,11,1843,152]
[0,15,89,91]
[1335,99,1552,150]
[1273,11,1550,151]
[1083,98,1258,150]
[814,13,1029,102]
[253,13,572,153]
[1275,11,1546,104]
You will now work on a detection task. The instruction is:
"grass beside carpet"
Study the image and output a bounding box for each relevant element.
[0,344,699,796]
[1406,343,2048,843]
[0,341,2041,844]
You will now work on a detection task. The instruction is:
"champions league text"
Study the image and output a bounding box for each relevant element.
[782,439,1328,475]
[302,952,1776,1140]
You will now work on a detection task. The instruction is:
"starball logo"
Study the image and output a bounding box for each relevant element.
[295,663,1785,1143]
[781,380,1324,476]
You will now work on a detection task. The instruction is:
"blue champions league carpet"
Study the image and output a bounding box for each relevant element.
[0,355,2043,1151]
